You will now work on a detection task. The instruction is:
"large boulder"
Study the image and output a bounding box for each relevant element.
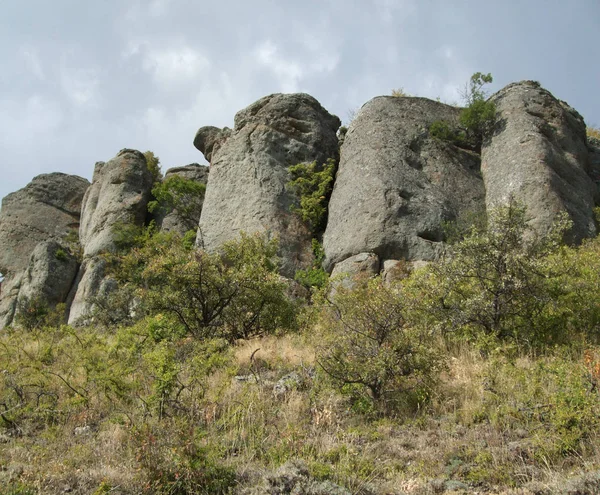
[16,241,78,317]
[156,163,209,236]
[0,173,89,275]
[481,81,597,242]
[195,93,340,277]
[0,173,89,328]
[323,96,485,272]
[68,149,152,324]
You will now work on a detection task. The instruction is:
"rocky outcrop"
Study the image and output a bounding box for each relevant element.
[323,96,485,272]
[0,173,88,275]
[157,163,209,236]
[16,241,78,316]
[195,93,340,277]
[68,149,152,324]
[482,81,597,242]
[0,173,89,328]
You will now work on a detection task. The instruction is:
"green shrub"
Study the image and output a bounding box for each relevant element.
[143,150,162,183]
[54,247,69,262]
[294,239,328,289]
[133,420,236,494]
[288,158,336,235]
[429,72,496,150]
[316,278,443,414]
[14,296,50,330]
[116,231,299,342]
[148,175,206,232]
[404,201,569,350]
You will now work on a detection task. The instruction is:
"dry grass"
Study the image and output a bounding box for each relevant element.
[3,327,600,494]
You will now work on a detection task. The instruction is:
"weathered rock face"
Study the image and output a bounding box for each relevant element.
[79,149,153,258]
[17,241,78,312]
[482,81,597,242]
[0,173,89,328]
[323,96,485,272]
[68,149,152,324]
[157,163,209,236]
[588,140,600,202]
[195,93,340,277]
[0,173,89,275]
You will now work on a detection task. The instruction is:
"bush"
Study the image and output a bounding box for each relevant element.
[288,158,337,235]
[587,126,600,145]
[429,72,496,150]
[316,278,443,413]
[143,150,162,183]
[115,231,299,342]
[133,420,236,494]
[294,239,328,289]
[404,201,569,350]
[148,175,206,232]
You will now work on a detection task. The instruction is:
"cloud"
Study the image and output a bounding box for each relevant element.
[125,40,211,88]
[254,40,304,93]
[19,46,45,80]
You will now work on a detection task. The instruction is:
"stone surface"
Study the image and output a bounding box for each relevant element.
[196,93,340,277]
[241,460,351,495]
[481,81,597,243]
[68,149,152,324]
[0,173,88,329]
[79,149,153,258]
[0,173,88,275]
[323,96,485,272]
[16,241,78,312]
[193,126,232,163]
[588,141,600,202]
[157,163,209,235]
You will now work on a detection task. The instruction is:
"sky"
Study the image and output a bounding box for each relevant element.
[1,0,599,203]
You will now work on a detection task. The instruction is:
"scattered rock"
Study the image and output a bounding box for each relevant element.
[241,459,352,495]
[482,81,597,243]
[329,252,380,293]
[196,93,340,277]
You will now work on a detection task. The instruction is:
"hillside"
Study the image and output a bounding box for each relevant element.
[1,78,600,494]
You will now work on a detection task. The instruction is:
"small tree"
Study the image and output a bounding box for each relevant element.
[148,175,206,232]
[405,201,569,350]
[143,150,162,183]
[430,72,496,150]
[115,232,298,342]
[316,278,442,413]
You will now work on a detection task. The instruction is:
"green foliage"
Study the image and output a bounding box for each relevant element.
[288,158,336,235]
[133,421,236,494]
[405,201,570,350]
[115,231,298,342]
[54,247,69,262]
[429,72,496,149]
[441,207,487,245]
[143,150,162,183]
[14,296,50,331]
[478,353,600,462]
[316,278,443,413]
[587,126,600,145]
[148,175,206,232]
[294,239,328,289]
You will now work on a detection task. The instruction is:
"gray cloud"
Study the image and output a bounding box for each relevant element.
[1,0,599,202]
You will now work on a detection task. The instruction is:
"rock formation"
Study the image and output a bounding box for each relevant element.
[194,93,340,277]
[68,149,153,324]
[0,173,89,328]
[323,96,485,273]
[481,81,598,242]
[156,163,209,236]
